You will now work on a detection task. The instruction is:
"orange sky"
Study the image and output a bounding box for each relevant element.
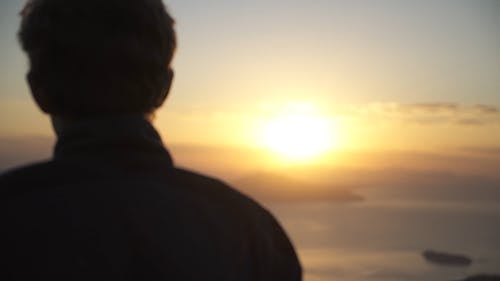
[0,0,499,172]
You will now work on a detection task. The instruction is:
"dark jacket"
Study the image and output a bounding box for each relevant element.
[0,117,301,281]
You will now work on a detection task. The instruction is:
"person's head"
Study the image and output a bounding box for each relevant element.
[18,0,176,119]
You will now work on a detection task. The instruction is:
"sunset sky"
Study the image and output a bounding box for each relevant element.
[2,4,499,281]
[1,0,499,167]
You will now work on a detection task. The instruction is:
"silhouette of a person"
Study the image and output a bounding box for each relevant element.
[0,0,302,280]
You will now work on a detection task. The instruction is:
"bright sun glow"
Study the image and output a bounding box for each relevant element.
[261,104,336,161]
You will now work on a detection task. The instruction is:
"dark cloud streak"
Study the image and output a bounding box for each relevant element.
[363,102,500,126]
[473,104,499,114]
[455,118,486,126]
[402,103,460,113]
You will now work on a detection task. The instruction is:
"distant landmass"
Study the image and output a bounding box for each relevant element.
[232,172,364,202]
[455,275,500,281]
[423,249,472,267]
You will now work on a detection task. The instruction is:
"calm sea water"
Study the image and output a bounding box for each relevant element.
[269,186,500,281]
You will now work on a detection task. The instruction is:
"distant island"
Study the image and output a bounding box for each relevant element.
[423,250,472,267]
[232,172,364,202]
[455,275,500,281]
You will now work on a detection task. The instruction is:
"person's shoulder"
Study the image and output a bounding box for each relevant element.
[0,161,54,183]
[169,167,272,216]
[170,167,259,204]
[0,161,60,196]
[170,168,302,279]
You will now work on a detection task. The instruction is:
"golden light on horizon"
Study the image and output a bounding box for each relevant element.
[260,104,336,162]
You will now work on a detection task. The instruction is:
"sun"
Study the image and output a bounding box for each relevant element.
[261,105,336,161]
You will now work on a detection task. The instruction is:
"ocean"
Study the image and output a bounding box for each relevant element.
[268,186,500,281]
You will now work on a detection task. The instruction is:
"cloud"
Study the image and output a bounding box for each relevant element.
[473,104,499,114]
[344,102,500,126]
[460,146,500,155]
[455,118,486,126]
[400,103,460,113]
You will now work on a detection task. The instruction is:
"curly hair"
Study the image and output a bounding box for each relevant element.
[19,0,176,117]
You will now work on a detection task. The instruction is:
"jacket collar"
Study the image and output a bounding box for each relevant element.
[53,115,173,168]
